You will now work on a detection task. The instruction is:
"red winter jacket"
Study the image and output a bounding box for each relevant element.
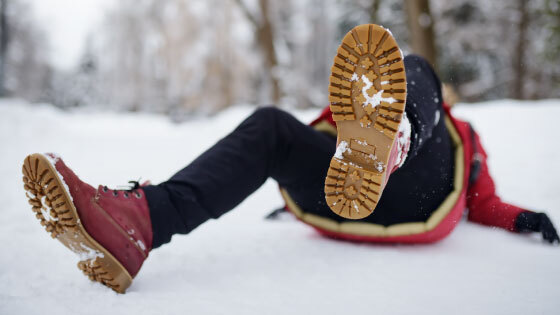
[281,104,530,243]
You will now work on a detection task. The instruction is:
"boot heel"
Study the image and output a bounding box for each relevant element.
[324,158,382,219]
[77,257,131,292]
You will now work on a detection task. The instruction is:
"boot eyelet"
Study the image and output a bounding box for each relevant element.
[134,191,142,199]
[102,186,108,193]
[112,191,119,197]
[123,192,129,198]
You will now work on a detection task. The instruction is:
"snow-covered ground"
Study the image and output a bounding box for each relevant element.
[0,99,559,315]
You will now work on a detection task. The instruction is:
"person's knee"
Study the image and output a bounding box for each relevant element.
[404,54,441,92]
[404,54,432,72]
[252,106,284,118]
[249,106,289,126]
[244,106,299,143]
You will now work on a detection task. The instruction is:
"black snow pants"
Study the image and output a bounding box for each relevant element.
[144,55,455,248]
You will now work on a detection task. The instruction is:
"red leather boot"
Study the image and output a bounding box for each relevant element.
[324,24,410,219]
[22,153,153,293]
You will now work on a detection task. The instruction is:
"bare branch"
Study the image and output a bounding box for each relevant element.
[232,0,260,27]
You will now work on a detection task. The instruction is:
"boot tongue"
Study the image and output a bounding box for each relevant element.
[94,184,154,254]
[95,185,107,195]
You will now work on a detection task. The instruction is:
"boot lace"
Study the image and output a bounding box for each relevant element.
[102,179,143,199]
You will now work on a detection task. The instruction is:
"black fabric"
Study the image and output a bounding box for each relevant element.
[144,54,454,248]
[144,107,336,247]
[467,123,483,185]
[515,211,560,243]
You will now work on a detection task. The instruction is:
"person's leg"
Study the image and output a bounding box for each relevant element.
[146,54,452,247]
[401,54,444,163]
[364,54,454,223]
[143,107,336,248]
[306,54,454,224]
[254,54,452,227]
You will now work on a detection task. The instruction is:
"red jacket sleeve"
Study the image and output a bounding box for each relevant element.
[466,131,530,231]
[310,106,335,127]
[312,105,529,231]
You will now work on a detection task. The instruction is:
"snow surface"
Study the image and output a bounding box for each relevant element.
[1,99,559,314]
[395,113,411,168]
[334,140,350,160]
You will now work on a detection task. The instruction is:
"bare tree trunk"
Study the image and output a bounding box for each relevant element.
[512,0,528,100]
[369,0,381,23]
[233,0,281,104]
[257,0,280,103]
[216,0,234,111]
[405,0,437,70]
[0,0,8,96]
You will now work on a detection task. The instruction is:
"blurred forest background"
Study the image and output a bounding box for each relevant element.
[0,0,559,116]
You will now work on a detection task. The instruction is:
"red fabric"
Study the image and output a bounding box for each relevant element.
[310,106,336,127]
[312,189,466,243]
[298,104,529,243]
[464,130,526,231]
[51,155,153,277]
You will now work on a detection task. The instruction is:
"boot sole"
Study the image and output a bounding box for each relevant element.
[22,153,132,293]
[325,24,407,219]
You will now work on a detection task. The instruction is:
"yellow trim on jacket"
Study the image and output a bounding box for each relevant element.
[279,116,464,237]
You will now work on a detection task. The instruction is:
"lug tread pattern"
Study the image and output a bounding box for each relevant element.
[324,158,383,219]
[325,24,407,219]
[22,154,132,293]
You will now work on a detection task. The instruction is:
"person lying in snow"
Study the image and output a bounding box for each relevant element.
[21,24,558,293]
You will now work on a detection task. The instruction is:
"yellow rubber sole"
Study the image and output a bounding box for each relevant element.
[325,24,407,219]
[22,153,133,293]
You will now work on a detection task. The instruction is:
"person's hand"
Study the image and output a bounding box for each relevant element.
[515,212,560,244]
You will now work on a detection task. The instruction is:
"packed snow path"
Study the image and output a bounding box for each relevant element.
[1,99,559,314]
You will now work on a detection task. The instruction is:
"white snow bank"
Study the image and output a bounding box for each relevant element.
[0,99,559,315]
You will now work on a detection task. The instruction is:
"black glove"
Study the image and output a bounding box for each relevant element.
[515,211,560,244]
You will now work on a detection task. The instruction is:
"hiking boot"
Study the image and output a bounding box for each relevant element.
[324,24,409,219]
[22,153,153,293]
